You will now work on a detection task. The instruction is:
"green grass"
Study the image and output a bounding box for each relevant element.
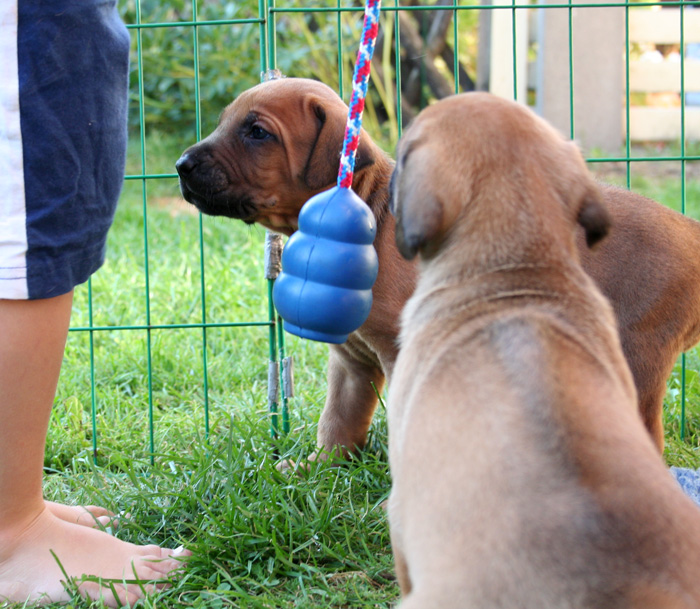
[12,135,699,608]
[42,418,396,609]
[32,135,396,608]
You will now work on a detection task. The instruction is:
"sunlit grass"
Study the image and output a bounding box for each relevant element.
[22,134,699,608]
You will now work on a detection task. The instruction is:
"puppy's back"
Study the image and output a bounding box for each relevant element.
[390,300,700,609]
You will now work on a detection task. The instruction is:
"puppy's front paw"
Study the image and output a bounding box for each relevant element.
[276,449,338,474]
[275,458,302,474]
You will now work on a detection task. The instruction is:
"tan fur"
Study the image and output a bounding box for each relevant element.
[176,77,700,458]
[388,92,700,609]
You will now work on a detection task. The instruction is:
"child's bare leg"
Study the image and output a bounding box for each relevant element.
[0,294,189,606]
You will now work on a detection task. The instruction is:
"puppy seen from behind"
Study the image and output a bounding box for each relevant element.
[387,92,700,609]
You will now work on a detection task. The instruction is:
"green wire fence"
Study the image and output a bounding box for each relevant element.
[62,0,698,465]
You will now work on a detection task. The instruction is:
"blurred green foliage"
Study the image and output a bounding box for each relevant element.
[120,0,262,136]
[118,0,480,151]
[119,0,380,138]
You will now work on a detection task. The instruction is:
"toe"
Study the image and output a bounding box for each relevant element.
[135,546,191,577]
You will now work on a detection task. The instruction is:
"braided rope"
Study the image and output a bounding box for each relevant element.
[337,0,382,189]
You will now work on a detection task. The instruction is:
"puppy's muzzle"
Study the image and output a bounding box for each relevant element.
[175,147,257,221]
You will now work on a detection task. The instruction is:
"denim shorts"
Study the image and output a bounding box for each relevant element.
[0,0,130,299]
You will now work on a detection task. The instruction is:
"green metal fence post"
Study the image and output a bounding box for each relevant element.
[394,0,402,137]
[680,4,687,440]
[511,0,518,100]
[133,0,157,465]
[89,279,98,463]
[261,0,291,438]
[261,0,280,439]
[190,0,212,442]
[567,0,574,140]
[452,0,459,95]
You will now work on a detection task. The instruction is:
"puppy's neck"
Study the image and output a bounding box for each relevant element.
[424,186,584,279]
[418,240,582,292]
[400,255,616,380]
[414,260,573,304]
[407,234,597,332]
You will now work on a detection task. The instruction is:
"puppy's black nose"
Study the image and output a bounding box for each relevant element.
[175,153,195,177]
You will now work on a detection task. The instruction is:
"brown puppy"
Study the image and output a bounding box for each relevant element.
[176,77,700,457]
[387,92,700,609]
[177,78,412,458]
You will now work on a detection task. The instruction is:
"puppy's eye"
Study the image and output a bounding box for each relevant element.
[249,125,271,140]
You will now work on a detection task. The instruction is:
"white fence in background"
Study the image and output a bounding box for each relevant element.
[483,4,700,150]
[627,8,700,142]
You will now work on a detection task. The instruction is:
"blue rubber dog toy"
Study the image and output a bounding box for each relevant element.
[272,0,381,344]
[272,187,377,344]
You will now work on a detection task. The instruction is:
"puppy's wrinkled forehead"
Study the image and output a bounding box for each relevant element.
[217,85,294,129]
[219,78,346,127]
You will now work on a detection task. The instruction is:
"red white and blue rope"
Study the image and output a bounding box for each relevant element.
[337,0,382,189]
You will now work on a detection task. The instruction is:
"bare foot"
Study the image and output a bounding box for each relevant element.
[45,500,117,529]
[0,507,190,607]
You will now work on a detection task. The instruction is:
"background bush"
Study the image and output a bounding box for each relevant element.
[119,0,480,149]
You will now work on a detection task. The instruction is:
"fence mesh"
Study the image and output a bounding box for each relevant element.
[56,0,699,465]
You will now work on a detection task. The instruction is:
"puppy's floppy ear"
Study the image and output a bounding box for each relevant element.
[303,97,376,191]
[392,167,444,260]
[577,185,611,248]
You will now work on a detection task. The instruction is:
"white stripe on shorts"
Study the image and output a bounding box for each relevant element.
[0,0,28,299]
